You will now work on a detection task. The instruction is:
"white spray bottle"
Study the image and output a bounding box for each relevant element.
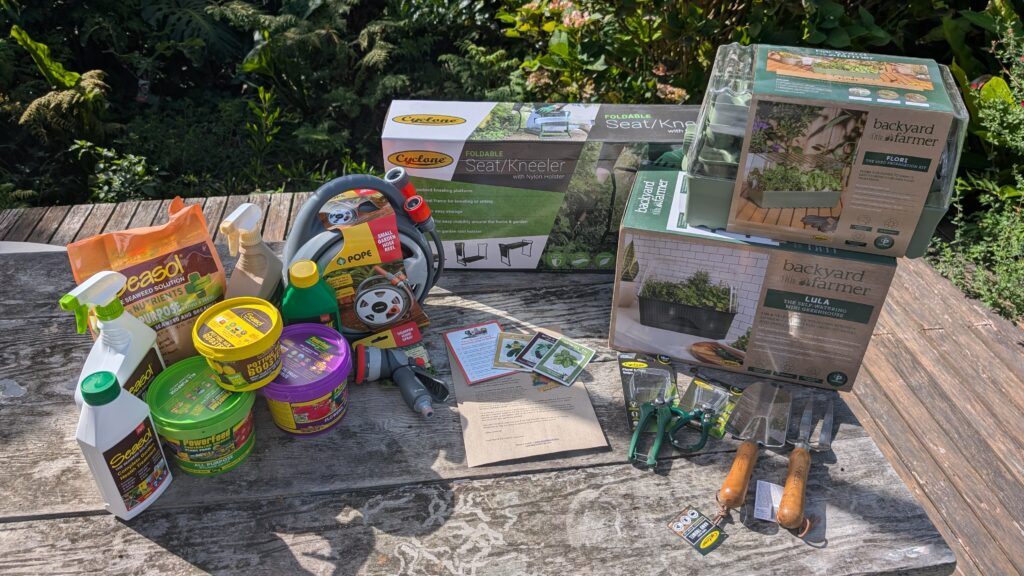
[220,202,283,301]
[60,271,165,407]
[77,371,172,520]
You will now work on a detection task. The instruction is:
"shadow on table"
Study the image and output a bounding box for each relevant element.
[126,467,456,575]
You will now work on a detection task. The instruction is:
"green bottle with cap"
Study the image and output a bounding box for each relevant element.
[76,371,173,520]
[281,260,342,330]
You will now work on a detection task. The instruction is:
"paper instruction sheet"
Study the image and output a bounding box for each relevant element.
[443,322,514,384]
[446,345,607,467]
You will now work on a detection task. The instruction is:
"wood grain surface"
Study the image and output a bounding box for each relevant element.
[0,246,958,575]
[0,436,952,576]
[0,250,865,518]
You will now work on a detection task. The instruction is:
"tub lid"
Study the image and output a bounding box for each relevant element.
[146,357,255,431]
[193,297,283,362]
[262,323,351,402]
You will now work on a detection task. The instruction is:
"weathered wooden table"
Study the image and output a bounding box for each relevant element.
[0,242,955,575]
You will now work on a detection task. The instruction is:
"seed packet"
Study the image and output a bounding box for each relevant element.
[534,338,596,386]
[513,332,558,370]
[493,332,532,371]
[67,198,227,363]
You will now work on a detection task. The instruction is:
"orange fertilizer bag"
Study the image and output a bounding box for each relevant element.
[67,198,227,363]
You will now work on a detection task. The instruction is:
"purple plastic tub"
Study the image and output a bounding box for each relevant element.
[261,324,351,436]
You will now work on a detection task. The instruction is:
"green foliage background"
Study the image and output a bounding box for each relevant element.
[0,0,1022,320]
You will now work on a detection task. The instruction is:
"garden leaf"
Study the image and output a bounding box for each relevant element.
[979,77,1013,104]
[997,185,1023,200]
[548,29,570,58]
[958,10,997,33]
[9,25,80,89]
[819,1,844,19]
[537,54,566,70]
[826,27,850,48]
[585,55,608,71]
[858,7,874,25]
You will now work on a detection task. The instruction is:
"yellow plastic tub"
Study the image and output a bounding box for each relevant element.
[193,296,283,392]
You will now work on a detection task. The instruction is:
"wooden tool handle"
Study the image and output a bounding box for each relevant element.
[777,446,811,530]
[718,440,759,510]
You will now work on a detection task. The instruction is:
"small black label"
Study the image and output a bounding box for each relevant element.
[876,228,900,235]
[849,224,872,232]
[668,506,727,556]
[124,347,163,400]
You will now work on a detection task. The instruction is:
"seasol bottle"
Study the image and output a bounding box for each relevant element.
[220,203,284,302]
[60,271,165,407]
[76,371,172,520]
[281,260,342,330]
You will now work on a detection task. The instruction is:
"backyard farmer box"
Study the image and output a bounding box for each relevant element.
[684,44,968,258]
[610,169,896,391]
[381,101,694,270]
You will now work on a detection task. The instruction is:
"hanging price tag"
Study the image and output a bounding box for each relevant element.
[668,506,727,556]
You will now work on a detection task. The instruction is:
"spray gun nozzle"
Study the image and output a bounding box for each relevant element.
[61,271,128,334]
[219,203,263,257]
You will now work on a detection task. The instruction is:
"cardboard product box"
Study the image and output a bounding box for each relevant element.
[381,101,695,270]
[683,44,968,258]
[610,169,896,391]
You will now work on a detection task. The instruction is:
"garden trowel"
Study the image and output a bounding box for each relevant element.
[716,381,791,517]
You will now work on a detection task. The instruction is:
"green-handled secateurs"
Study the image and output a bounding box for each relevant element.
[627,374,715,468]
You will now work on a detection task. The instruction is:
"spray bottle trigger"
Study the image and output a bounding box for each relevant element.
[220,203,263,257]
[58,294,89,334]
[411,366,449,402]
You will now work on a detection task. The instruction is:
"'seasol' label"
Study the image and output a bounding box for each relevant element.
[117,242,224,360]
[103,418,169,511]
[124,347,163,400]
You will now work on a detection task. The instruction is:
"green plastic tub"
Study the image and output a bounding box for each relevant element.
[146,357,257,476]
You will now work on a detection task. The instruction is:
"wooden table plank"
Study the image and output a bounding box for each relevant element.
[101,201,140,233]
[202,196,228,238]
[887,262,1024,429]
[852,369,1016,576]
[2,206,47,241]
[25,205,71,244]
[263,193,293,241]
[0,436,952,576]
[858,333,1024,572]
[49,205,94,246]
[71,203,115,242]
[0,208,24,239]
[213,195,251,244]
[126,199,163,229]
[287,191,313,237]
[246,193,272,233]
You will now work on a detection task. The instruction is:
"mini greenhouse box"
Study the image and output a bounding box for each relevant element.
[610,168,897,392]
[381,101,694,271]
[684,44,968,258]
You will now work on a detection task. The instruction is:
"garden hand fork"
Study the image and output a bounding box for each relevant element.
[777,395,835,536]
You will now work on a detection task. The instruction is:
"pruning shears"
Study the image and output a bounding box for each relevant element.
[628,383,715,468]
